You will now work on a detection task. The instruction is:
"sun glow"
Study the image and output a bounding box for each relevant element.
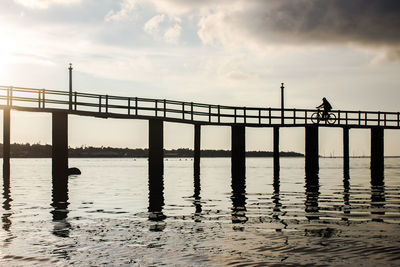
[0,32,15,81]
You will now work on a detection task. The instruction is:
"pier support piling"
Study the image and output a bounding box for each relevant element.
[52,112,68,176]
[231,126,246,178]
[149,120,164,177]
[194,124,201,176]
[273,126,280,177]
[305,126,319,175]
[3,109,10,164]
[343,127,350,178]
[371,127,384,180]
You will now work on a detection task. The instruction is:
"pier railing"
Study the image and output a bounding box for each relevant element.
[0,85,399,128]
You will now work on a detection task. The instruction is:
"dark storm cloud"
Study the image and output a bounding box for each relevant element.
[239,0,400,46]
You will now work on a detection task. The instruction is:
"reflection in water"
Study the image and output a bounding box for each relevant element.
[305,172,320,220]
[342,174,351,220]
[272,174,283,225]
[193,174,202,222]
[2,160,14,246]
[231,173,247,224]
[51,174,71,238]
[371,175,385,222]
[148,173,166,231]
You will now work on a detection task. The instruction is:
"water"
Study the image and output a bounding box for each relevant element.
[1,157,400,266]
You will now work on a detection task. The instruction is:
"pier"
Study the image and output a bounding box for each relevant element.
[0,84,398,201]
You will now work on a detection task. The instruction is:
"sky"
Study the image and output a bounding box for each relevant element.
[0,0,399,156]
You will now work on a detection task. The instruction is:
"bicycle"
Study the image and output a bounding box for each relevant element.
[311,108,336,124]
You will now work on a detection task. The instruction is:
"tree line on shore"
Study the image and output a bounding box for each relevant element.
[0,143,304,158]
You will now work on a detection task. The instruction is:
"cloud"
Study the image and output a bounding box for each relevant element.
[164,23,182,44]
[139,0,400,58]
[105,0,142,22]
[144,14,165,35]
[14,0,81,9]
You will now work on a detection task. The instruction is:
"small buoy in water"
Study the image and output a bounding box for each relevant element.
[67,167,81,175]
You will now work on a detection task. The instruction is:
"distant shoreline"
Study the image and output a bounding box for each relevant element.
[1,143,399,158]
[0,143,303,158]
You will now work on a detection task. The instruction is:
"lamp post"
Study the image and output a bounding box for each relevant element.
[69,63,73,110]
[281,82,284,124]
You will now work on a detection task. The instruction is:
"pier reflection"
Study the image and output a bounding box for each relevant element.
[231,172,247,224]
[51,174,71,238]
[272,174,282,222]
[193,174,202,222]
[342,174,351,220]
[370,174,385,222]
[148,173,166,230]
[2,160,14,245]
[305,172,320,220]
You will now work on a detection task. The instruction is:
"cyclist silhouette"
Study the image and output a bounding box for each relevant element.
[316,97,332,119]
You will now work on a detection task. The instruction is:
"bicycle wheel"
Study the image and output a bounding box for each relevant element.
[311,113,319,124]
[327,113,336,124]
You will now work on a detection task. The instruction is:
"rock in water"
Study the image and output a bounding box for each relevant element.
[67,167,81,175]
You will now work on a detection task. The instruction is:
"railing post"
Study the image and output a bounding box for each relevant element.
[182,102,185,120]
[135,97,138,115]
[218,105,220,124]
[384,113,387,127]
[42,89,46,109]
[105,95,109,113]
[345,112,348,126]
[9,87,13,106]
[358,111,361,126]
[398,112,400,127]
[38,90,41,108]
[243,107,246,124]
[6,87,9,106]
[365,112,367,126]
[99,95,102,113]
[269,108,271,125]
[305,110,307,125]
[338,110,341,124]
[128,98,131,115]
[258,109,261,124]
[163,99,166,117]
[209,105,211,123]
[378,111,381,126]
[74,92,77,111]
[234,108,237,124]
[155,100,158,117]
[293,109,296,124]
[191,102,193,121]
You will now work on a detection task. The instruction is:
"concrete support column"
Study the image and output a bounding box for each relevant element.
[343,127,350,178]
[3,109,10,164]
[371,127,384,180]
[52,112,68,176]
[231,125,246,178]
[194,124,201,176]
[149,120,163,177]
[273,126,280,177]
[231,125,247,223]
[305,126,319,175]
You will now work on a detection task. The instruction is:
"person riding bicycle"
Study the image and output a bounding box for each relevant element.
[316,97,332,120]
